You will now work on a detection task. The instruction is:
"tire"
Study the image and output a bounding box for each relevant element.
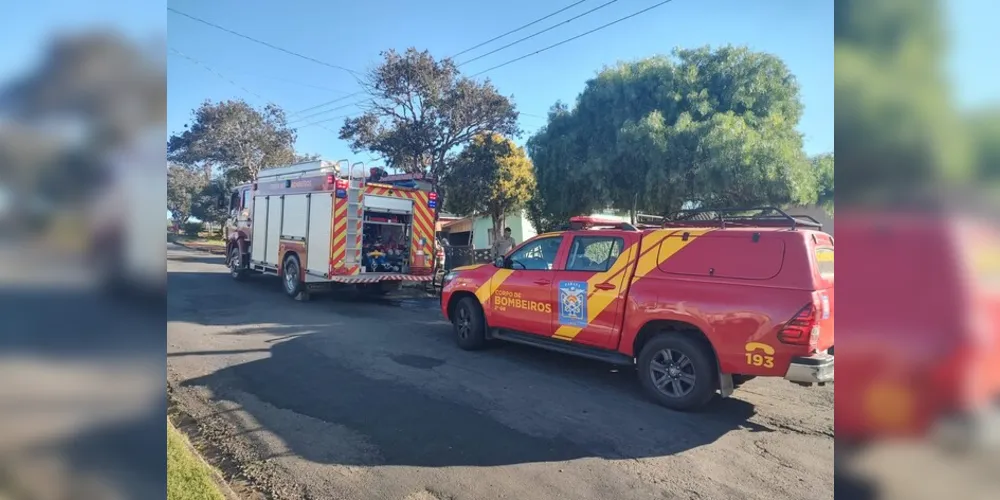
[282,254,304,299]
[228,245,246,281]
[637,334,717,411]
[452,296,487,350]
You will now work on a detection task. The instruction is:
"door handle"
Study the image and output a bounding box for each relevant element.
[594,283,616,290]
[533,279,551,285]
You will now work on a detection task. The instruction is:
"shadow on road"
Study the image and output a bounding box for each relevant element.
[169,257,770,469]
[180,335,767,468]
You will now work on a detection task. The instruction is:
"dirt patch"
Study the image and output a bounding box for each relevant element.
[168,385,267,500]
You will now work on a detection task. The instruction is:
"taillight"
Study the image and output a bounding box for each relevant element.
[778,300,821,348]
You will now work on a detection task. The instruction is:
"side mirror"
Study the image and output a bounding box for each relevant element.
[493,257,505,268]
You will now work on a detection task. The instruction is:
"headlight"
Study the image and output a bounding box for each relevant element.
[442,271,458,285]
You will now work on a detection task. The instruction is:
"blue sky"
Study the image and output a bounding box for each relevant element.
[0,1,996,163]
[165,0,837,162]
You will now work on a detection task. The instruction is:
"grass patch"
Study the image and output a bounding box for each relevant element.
[168,421,227,500]
[167,232,225,248]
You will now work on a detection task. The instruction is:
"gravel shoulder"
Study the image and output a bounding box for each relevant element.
[166,244,833,500]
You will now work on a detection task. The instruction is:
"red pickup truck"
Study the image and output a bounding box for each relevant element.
[440,209,835,411]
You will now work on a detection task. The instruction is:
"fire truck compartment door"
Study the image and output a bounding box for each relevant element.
[363,195,413,214]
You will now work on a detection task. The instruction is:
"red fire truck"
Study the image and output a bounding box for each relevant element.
[224,160,438,300]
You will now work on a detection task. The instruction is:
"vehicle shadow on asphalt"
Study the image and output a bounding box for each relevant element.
[169,270,773,468]
[169,255,227,265]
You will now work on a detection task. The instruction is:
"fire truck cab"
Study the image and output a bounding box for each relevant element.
[224,160,438,300]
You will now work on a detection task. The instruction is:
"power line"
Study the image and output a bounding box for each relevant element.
[449,0,591,59]
[169,47,341,136]
[168,7,362,79]
[288,98,369,125]
[170,48,269,104]
[297,111,360,129]
[290,2,601,121]
[472,0,677,77]
[458,0,619,67]
[286,2,606,123]
[172,50,351,94]
[288,91,366,117]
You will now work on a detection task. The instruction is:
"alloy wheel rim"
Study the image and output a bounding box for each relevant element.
[230,249,240,275]
[649,348,696,398]
[457,307,470,339]
[284,262,297,292]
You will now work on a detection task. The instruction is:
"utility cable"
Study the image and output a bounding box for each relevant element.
[458,0,619,67]
[168,7,362,78]
[169,47,341,135]
[471,0,676,77]
[449,0,592,59]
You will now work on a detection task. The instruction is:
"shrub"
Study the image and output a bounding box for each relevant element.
[182,221,204,236]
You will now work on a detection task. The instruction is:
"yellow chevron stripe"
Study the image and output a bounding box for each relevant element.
[552,242,640,341]
[630,229,712,283]
[475,269,514,305]
[552,229,713,341]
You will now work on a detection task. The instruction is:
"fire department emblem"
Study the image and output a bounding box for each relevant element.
[558,281,588,327]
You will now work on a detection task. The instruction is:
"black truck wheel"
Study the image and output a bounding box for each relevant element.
[282,254,306,300]
[453,296,487,350]
[228,245,246,280]
[637,334,717,411]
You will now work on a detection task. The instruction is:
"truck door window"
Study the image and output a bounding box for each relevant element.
[241,189,251,211]
[509,237,563,270]
[229,192,240,215]
[566,236,624,272]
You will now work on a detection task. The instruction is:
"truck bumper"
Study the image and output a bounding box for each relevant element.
[785,349,834,386]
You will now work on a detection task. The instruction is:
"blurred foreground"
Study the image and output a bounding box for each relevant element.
[0,17,165,500]
[835,0,1000,498]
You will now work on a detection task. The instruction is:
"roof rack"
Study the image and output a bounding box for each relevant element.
[662,207,823,230]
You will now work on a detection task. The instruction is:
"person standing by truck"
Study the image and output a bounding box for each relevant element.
[492,227,515,259]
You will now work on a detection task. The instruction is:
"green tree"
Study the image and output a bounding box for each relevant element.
[528,46,815,222]
[444,133,536,240]
[339,48,520,198]
[191,178,232,237]
[294,153,322,163]
[167,100,299,184]
[811,153,834,215]
[526,102,603,231]
[167,163,207,226]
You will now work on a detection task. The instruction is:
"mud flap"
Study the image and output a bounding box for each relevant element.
[718,372,734,398]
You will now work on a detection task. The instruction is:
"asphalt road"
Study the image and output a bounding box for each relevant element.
[167,244,834,500]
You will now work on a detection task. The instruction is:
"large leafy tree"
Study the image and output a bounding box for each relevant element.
[527,45,816,223]
[444,133,536,239]
[167,163,207,226]
[526,102,606,231]
[339,48,520,198]
[167,99,299,184]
